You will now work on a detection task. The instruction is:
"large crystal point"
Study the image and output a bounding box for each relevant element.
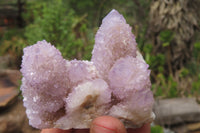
[21,40,68,128]
[92,9,137,80]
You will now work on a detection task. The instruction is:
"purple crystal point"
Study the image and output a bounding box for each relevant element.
[92,9,137,80]
[102,9,126,24]
[108,56,154,127]
[21,40,68,128]
[21,40,68,95]
[108,56,151,98]
[20,9,154,130]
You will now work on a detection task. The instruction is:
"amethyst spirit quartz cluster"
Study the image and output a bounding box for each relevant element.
[20,9,155,129]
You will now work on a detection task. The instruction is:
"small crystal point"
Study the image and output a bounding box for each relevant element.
[102,9,126,24]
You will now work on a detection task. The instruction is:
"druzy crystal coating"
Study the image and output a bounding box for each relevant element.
[20,9,154,129]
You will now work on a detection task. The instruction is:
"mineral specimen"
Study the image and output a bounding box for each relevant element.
[20,9,155,129]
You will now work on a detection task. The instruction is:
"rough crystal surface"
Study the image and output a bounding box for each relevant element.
[91,9,137,80]
[21,40,68,128]
[20,9,154,129]
[108,56,151,99]
[67,60,99,88]
[55,79,111,129]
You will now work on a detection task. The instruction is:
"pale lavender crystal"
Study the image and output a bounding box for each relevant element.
[92,9,137,80]
[108,56,154,126]
[108,56,151,99]
[21,40,68,128]
[20,9,155,130]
